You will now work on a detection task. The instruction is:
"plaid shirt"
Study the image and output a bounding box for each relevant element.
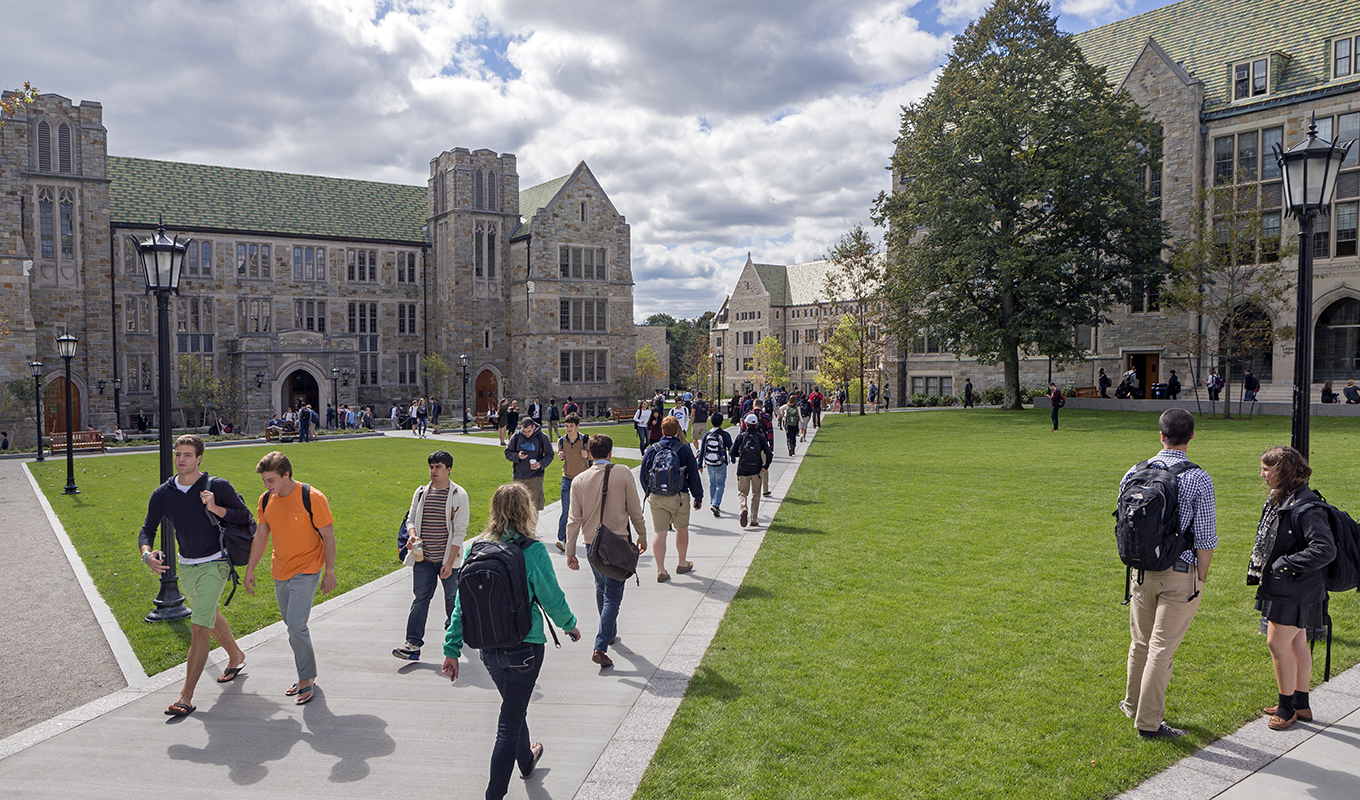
[1120,449,1217,565]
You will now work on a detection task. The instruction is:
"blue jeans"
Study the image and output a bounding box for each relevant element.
[417,416,428,435]
[636,425,648,451]
[706,464,727,508]
[405,559,458,647]
[557,475,573,543]
[480,643,544,800]
[588,544,625,653]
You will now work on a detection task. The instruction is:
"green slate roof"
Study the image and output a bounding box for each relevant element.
[752,262,789,306]
[108,156,428,243]
[510,173,571,240]
[1073,0,1360,110]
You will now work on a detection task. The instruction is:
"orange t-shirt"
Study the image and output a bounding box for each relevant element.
[256,484,334,581]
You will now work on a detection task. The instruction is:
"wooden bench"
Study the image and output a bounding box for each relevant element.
[610,408,633,424]
[477,413,492,429]
[51,430,106,454]
[264,426,297,443]
[1073,386,1099,398]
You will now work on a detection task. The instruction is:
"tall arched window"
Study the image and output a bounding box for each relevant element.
[474,169,484,210]
[487,171,496,211]
[38,187,54,258]
[57,123,73,173]
[59,188,75,259]
[1315,297,1360,381]
[487,225,496,278]
[36,120,52,172]
[474,221,485,277]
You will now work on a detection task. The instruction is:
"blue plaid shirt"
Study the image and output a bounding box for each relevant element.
[1120,449,1217,565]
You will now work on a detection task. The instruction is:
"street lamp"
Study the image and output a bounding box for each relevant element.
[460,353,470,435]
[714,352,724,409]
[56,333,80,495]
[1274,118,1354,458]
[112,377,122,432]
[130,220,192,623]
[331,367,340,426]
[29,361,44,462]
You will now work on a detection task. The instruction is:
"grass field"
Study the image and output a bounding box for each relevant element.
[29,437,635,676]
[635,407,1360,800]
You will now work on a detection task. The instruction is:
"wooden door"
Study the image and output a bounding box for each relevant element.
[44,378,82,434]
[475,370,498,414]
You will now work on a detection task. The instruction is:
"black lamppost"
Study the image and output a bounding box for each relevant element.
[1274,119,1353,458]
[331,367,340,425]
[56,333,79,495]
[112,377,122,432]
[714,353,724,409]
[130,220,192,623]
[29,361,44,462]
[460,353,470,435]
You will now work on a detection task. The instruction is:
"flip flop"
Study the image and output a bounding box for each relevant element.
[295,684,317,705]
[164,701,195,717]
[217,663,245,683]
[284,682,306,697]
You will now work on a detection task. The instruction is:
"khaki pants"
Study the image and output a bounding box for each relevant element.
[736,472,764,522]
[516,476,546,510]
[1123,564,1202,731]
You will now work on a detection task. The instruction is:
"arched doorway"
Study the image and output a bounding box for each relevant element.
[283,369,319,414]
[1315,297,1360,382]
[475,369,498,414]
[1219,303,1273,382]
[43,378,82,434]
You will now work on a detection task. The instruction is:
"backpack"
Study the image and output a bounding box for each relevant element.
[737,432,765,471]
[702,429,728,466]
[1290,491,1360,594]
[647,440,686,496]
[397,511,411,563]
[1114,460,1197,601]
[458,537,557,650]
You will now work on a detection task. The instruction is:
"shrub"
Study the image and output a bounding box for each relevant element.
[925,395,941,407]
[910,393,928,407]
[981,386,1005,405]
[941,395,960,406]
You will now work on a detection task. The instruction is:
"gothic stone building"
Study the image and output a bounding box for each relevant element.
[0,92,641,442]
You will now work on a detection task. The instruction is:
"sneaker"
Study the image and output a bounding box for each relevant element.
[1137,723,1186,739]
[762,491,772,497]
[711,505,720,518]
[740,509,748,527]
[392,642,421,661]
[555,540,565,552]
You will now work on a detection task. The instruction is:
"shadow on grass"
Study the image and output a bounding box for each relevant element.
[686,665,742,702]
[768,525,829,536]
[733,585,772,600]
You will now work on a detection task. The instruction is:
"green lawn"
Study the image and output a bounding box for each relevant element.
[636,408,1360,800]
[30,437,635,676]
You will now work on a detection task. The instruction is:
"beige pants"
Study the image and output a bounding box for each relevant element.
[1123,564,1202,731]
[736,472,764,522]
[516,476,546,510]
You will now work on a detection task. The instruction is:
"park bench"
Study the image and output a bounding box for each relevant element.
[51,430,106,454]
[264,426,297,444]
[610,408,633,424]
[477,413,492,429]
[1073,386,1099,398]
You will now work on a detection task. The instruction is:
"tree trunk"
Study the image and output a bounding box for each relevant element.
[1000,280,1021,410]
[1222,375,1233,419]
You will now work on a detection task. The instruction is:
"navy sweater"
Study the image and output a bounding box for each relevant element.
[137,472,252,559]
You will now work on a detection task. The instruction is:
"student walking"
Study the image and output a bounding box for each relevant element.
[1118,409,1217,738]
[497,398,510,445]
[565,434,648,668]
[393,450,469,661]
[731,414,773,529]
[1250,446,1336,730]
[1048,382,1065,431]
[505,418,553,510]
[782,396,800,456]
[245,452,338,706]
[632,400,650,451]
[555,414,590,551]
[137,434,250,716]
[700,413,733,517]
[442,483,580,799]
[641,416,704,582]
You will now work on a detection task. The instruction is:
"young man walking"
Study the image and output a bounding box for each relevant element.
[641,416,704,581]
[505,417,554,509]
[393,450,468,661]
[731,414,774,529]
[138,434,250,717]
[245,452,338,706]
[744,398,775,496]
[690,392,710,451]
[700,413,733,517]
[1119,409,1217,738]
[565,434,648,668]
[555,413,590,551]
[547,398,561,440]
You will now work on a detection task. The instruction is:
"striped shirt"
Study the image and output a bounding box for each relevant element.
[419,486,450,563]
[1120,449,1217,565]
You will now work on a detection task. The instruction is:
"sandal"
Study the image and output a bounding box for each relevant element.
[164,701,195,717]
[521,742,544,778]
[217,663,246,683]
[295,684,316,705]
[656,572,670,583]
[284,682,314,697]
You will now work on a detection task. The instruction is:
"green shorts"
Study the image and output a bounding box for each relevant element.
[180,560,230,627]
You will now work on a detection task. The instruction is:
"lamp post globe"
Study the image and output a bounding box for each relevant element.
[56,333,79,495]
[460,354,470,435]
[29,360,44,462]
[1274,118,1355,459]
[130,219,192,623]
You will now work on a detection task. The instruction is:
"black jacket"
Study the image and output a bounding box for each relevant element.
[137,473,251,559]
[505,430,554,479]
[1255,486,1337,606]
[730,429,773,477]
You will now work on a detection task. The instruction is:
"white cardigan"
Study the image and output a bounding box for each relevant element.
[407,480,470,567]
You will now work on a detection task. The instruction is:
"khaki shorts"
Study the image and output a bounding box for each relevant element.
[649,492,692,531]
[180,559,230,627]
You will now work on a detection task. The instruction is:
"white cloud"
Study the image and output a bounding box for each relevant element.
[2,0,956,320]
[935,0,992,24]
[1055,0,1136,23]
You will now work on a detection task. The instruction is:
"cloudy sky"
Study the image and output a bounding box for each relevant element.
[4,0,1174,320]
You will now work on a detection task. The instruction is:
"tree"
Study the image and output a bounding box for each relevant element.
[823,226,889,415]
[1161,187,1295,418]
[646,312,714,386]
[422,353,450,400]
[176,355,218,427]
[213,368,246,432]
[685,335,713,397]
[754,335,789,389]
[815,316,862,414]
[874,0,1167,410]
[0,83,39,127]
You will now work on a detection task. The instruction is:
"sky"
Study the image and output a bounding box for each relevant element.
[3,0,1178,321]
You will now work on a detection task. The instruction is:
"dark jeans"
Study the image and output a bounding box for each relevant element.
[405,560,458,647]
[557,475,572,543]
[786,428,798,454]
[636,425,648,451]
[1051,406,1059,430]
[589,544,625,652]
[480,643,545,800]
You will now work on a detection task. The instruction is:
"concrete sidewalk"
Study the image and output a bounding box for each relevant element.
[0,427,809,799]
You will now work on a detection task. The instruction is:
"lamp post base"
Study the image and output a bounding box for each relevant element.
[145,578,191,622]
[62,485,80,495]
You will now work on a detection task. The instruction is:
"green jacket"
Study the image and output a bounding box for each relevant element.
[443,531,577,659]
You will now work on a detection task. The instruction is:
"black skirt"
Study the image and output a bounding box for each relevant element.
[1257,598,1326,630]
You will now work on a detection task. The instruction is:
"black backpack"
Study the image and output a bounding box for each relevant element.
[737,431,765,471]
[647,440,685,496]
[458,537,558,650]
[702,429,728,466]
[194,476,257,606]
[1114,460,1197,601]
[1283,489,1360,681]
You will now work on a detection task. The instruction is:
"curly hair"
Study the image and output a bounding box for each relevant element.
[477,482,540,541]
[1261,445,1311,505]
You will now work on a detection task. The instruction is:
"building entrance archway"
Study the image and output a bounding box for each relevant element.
[284,369,320,414]
[1315,297,1360,383]
[475,369,498,415]
[43,378,81,434]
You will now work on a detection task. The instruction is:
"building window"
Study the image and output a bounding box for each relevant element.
[398,303,417,334]
[1314,212,1331,258]
[1341,113,1360,169]
[57,123,72,174]
[1233,58,1269,101]
[348,301,378,335]
[474,223,497,279]
[559,299,607,332]
[293,299,326,332]
[38,188,54,258]
[397,251,416,283]
[398,353,419,385]
[1262,211,1282,261]
[239,298,271,332]
[127,355,154,393]
[1262,127,1284,179]
[292,246,325,281]
[1237,131,1258,183]
[580,201,587,222]
[1336,35,1358,78]
[484,329,490,348]
[176,298,214,355]
[558,246,608,280]
[474,169,484,210]
[58,188,75,259]
[124,295,151,333]
[1129,278,1160,313]
[1214,136,1234,185]
[1337,202,1359,257]
[36,120,52,172]
[186,241,213,277]
[358,340,379,385]
[805,356,816,370]
[347,249,377,283]
[742,357,753,372]
[236,242,271,279]
[487,172,497,211]
[559,350,608,383]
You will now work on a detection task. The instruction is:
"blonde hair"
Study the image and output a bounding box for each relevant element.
[478,483,540,542]
[256,450,292,478]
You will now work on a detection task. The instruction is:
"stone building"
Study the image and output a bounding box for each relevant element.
[897,0,1360,400]
[0,92,642,442]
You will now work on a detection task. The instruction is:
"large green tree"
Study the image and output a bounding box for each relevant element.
[875,0,1167,409]
[823,226,888,416]
[645,312,714,386]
